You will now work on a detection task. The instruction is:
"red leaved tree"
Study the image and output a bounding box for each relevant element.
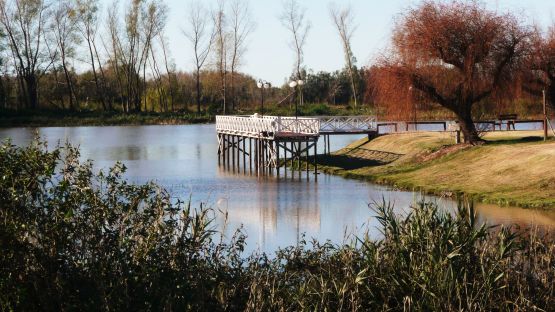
[526,26,555,110]
[374,1,531,144]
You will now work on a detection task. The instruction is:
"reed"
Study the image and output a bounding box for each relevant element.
[1,139,553,311]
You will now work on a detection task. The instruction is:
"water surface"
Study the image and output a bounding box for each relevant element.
[2,124,554,253]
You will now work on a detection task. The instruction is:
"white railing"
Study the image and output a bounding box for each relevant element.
[276,116,320,134]
[216,115,320,137]
[317,116,377,133]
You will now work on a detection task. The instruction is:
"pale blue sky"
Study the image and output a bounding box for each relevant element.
[104,0,555,85]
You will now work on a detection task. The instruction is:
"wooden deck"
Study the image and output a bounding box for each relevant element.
[215,115,377,178]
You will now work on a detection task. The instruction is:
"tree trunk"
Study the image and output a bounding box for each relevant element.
[455,105,482,144]
[196,70,201,114]
[230,70,235,111]
[87,39,106,111]
[61,60,77,111]
[24,75,38,109]
[92,40,110,110]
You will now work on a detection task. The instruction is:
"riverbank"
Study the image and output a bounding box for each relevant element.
[0,110,213,127]
[316,131,555,208]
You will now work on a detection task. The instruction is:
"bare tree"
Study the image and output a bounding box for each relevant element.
[183,0,215,114]
[330,3,358,108]
[0,0,51,109]
[106,0,167,112]
[213,0,228,114]
[280,0,310,81]
[229,0,254,111]
[159,34,176,111]
[106,2,127,112]
[76,0,109,110]
[51,0,79,110]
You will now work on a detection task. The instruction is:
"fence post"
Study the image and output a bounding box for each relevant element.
[544,89,548,141]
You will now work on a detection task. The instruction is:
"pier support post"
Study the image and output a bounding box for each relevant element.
[255,138,259,175]
[249,138,252,173]
[314,140,318,179]
[226,135,230,167]
[305,140,309,180]
[276,141,280,176]
[243,138,246,173]
[232,136,236,171]
[237,136,240,172]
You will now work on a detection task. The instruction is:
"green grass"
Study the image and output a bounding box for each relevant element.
[313,131,555,208]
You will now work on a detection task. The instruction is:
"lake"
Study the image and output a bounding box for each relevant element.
[2,124,554,254]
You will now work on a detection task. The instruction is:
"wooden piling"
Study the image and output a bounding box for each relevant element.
[305,141,309,180]
[255,138,259,175]
[314,140,318,179]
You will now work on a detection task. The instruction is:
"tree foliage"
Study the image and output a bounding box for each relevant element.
[374,0,532,143]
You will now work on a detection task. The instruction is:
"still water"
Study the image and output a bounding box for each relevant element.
[2,124,554,253]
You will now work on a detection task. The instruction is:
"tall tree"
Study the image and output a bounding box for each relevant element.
[280,0,309,81]
[76,0,109,110]
[229,0,254,111]
[0,0,51,109]
[330,3,358,108]
[375,0,531,144]
[51,0,79,110]
[213,0,228,114]
[106,0,167,112]
[159,34,175,111]
[183,0,215,114]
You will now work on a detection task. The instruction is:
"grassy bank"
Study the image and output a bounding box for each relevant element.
[315,131,555,208]
[0,109,213,127]
[2,140,554,311]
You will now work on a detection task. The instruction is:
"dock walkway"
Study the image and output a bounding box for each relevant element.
[215,115,377,177]
[215,115,547,177]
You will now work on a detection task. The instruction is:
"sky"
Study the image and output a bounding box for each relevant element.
[103,0,555,86]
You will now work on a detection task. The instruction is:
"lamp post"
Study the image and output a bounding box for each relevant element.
[543,89,548,141]
[257,80,271,116]
[289,79,304,119]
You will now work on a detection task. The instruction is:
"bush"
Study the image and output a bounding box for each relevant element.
[1,139,553,311]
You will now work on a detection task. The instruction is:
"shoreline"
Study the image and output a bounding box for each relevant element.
[0,111,214,128]
[312,131,555,209]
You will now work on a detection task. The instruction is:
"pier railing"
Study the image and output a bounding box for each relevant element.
[216,115,320,138]
[317,116,377,133]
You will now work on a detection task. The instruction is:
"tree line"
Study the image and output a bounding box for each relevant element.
[0,0,366,114]
[0,0,554,143]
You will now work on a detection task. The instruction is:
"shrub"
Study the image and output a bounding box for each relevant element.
[1,139,553,311]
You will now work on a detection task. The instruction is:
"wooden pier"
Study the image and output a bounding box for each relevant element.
[216,115,377,178]
[216,115,548,177]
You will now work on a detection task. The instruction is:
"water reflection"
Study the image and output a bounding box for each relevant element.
[1,124,554,254]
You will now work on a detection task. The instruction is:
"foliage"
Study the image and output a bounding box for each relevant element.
[1,139,554,311]
[374,0,532,143]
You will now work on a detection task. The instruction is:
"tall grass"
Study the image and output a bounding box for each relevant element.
[1,140,553,311]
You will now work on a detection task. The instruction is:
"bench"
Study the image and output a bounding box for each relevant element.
[497,114,517,130]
